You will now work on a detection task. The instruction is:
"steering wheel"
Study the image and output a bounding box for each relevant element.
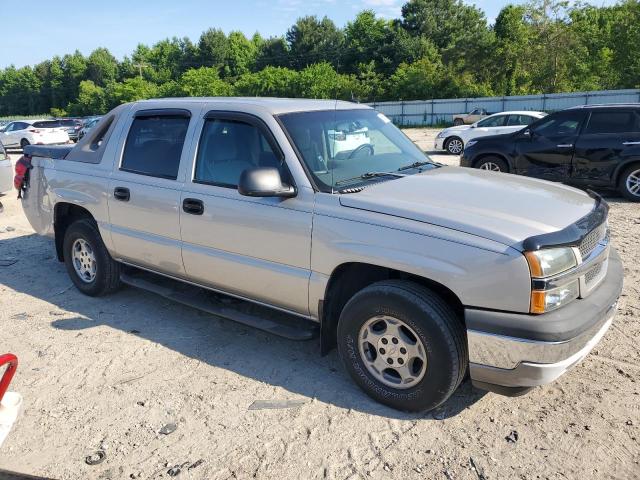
[348,143,374,159]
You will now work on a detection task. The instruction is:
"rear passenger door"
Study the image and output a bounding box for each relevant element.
[179,111,313,316]
[573,109,640,185]
[107,108,194,276]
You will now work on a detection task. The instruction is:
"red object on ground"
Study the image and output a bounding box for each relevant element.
[0,354,18,404]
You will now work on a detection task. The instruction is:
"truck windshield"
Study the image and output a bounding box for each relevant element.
[279,109,436,192]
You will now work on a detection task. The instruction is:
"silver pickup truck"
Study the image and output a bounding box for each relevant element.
[15,98,623,412]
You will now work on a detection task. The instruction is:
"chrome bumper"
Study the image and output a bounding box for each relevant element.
[469,306,615,388]
[467,248,623,391]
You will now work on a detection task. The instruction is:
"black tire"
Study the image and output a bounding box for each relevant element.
[453,119,464,126]
[337,280,467,412]
[444,136,464,155]
[618,164,640,202]
[20,139,30,149]
[63,218,121,296]
[475,156,509,173]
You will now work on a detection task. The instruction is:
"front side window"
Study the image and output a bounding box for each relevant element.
[279,109,436,192]
[194,118,285,188]
[585,111,640,134]
[477,115,506,128]
[532,111,585,137]
[121,115,189,179]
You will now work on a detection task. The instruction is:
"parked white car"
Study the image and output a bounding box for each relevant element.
[0,141,11,194]
[0,120,69,150]
[435,111,547,155]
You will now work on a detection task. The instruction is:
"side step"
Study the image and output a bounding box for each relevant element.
[120,269,319,341]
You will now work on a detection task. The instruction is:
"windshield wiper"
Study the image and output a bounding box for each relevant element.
[396,161,433,172]
[335,171,406,186]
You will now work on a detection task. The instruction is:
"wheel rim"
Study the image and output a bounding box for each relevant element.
[479,161,501,172]
[447,139,463,154]
[72,238,97,283]
[626,168,640,197]
[358,315,428,389]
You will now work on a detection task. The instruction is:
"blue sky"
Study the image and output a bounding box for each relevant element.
[0,0,619,68]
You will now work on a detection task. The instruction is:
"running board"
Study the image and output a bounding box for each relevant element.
[120,270,318,341]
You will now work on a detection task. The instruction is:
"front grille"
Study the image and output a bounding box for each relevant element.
[585,263,603,285]
[579,223,607,259]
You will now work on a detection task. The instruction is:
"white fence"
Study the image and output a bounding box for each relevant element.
[368,89,640,126]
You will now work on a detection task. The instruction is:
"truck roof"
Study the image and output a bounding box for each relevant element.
[138,97,371,115]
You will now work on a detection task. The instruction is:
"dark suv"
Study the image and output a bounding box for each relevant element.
[460,104,640,201]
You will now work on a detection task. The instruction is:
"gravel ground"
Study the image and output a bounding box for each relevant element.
[0,132,638,479]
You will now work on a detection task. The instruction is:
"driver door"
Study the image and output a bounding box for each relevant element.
[179,111,314,316]
[514,110,587,180]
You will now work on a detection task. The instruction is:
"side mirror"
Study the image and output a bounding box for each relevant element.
[523,129,532,138]
[470,124,477,128]
[238,167,296,198]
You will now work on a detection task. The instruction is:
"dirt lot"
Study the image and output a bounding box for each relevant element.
[0,133,639,479]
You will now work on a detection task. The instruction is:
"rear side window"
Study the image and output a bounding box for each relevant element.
[585,111,640,134]
[507,115,534,126]
[121,115,190,179]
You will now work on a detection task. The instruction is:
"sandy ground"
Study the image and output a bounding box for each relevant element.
[0,132,639,479]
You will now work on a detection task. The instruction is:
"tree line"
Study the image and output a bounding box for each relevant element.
[0,0,638,117]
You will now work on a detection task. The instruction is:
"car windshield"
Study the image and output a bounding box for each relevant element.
[279,109,436,192]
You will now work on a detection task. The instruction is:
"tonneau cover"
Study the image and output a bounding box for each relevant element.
[23,145,74,159]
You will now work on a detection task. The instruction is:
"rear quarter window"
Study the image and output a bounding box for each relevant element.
[120,115,190,180]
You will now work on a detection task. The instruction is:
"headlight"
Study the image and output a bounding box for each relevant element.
[525,247,579,314]
[530,280,580,314]
[436,131,446,138]
[465,139,478,148]
[525,247,577,277]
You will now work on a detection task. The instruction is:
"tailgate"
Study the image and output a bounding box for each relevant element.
[23,144,74,159]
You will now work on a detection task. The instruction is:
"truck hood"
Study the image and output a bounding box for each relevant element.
[339,167,595,249]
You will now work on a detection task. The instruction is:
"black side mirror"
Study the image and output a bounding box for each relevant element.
[523,129,532,138]
[238,167,296,198]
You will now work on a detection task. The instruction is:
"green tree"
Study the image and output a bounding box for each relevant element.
[197,28,229,75]
[226,31,258,77]
[86,48,119,87]
[493,5,530,95]
[68,80,107,115]
[108,77,159,105]
[255,37,290,70]
[235,66,299,97]
[286,16,344,69]
[179,67,233,96]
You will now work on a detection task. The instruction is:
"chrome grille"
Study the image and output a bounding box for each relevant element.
[585,263,603,285]
[579,224,607,259]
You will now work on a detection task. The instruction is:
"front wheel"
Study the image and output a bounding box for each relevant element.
[445,137,464,155]
[63,218,122,296]
[475,156,509,173]
[619,164,640,202]
[337,280,467,412]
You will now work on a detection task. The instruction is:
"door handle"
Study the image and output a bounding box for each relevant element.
[113,187,130,201]
[622,141,640,146]
[182,198,204,215]
[556,144,573,148]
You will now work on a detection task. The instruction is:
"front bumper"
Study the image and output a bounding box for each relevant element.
[434,137,445,150]
[466,248,623,395]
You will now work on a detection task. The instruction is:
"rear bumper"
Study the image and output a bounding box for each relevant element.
[466,248,623,394]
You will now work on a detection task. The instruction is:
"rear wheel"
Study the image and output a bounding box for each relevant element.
[445,137,464,155]
[337,280,467,412]
[475,156,509,173]
[20,139,30,149]
[63,218,121,296]
[619,164,640,202]
[453,119,464,126]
